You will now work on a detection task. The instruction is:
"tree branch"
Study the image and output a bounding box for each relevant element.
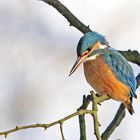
[78,94,109,140]
[78,95,89,140]
[79,114,87,140]
[60,122,65,140]
[42,0,91,34]
[0,92,109,138]
[91,92,102,140]
[0,110,94,138]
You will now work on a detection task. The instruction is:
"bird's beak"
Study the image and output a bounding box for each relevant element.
[69,48,95,76]
[69,55,87,76]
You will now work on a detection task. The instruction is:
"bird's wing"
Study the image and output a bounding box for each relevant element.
[101,49,137,100]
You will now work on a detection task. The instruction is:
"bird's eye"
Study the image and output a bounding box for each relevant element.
[81,50,89,56]
[87,47,92,51]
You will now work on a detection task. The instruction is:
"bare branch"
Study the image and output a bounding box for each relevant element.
[0,93,109,138]
[0,110,93,137]
[42,0,91,33]
[78,95,89,140]
[91,92,102,140]
[78,94,110,139]
[59,122,65,140]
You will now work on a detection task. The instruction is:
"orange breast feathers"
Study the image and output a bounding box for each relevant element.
[83,56,130,103]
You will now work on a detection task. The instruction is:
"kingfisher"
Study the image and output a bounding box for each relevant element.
[69,31,137,115]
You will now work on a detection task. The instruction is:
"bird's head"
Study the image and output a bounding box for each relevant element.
[69,31,108,76]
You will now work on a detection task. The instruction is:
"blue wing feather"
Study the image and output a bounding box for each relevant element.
[99,48,137,100]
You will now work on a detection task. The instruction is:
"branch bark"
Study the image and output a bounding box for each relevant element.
[78,95,90,140]
[91,92,102,140]
[0,93,109,138]
[78,94,109,140]
[42,0,91,34]
[60,122,65,140]
[0,110,94,138]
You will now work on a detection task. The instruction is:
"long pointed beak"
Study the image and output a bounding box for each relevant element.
[69,55,88,76]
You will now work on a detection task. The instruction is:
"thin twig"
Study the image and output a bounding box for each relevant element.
[41,0,91,34]
[79,114,86,140]
[91,91,102,140]
[0,110,93,138]
[59,122,65,140]
[78,95,89,140]
[0,92,108,138]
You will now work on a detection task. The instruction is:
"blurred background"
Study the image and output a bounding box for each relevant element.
[0,0,140,140]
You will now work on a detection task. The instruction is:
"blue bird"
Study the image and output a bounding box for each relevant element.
[69,31,137,115]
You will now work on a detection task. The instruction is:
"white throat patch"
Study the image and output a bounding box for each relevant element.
[85,54,100,61]
[99,42,108,49]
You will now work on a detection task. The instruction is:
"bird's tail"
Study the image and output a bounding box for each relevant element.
[124,101,134,115]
